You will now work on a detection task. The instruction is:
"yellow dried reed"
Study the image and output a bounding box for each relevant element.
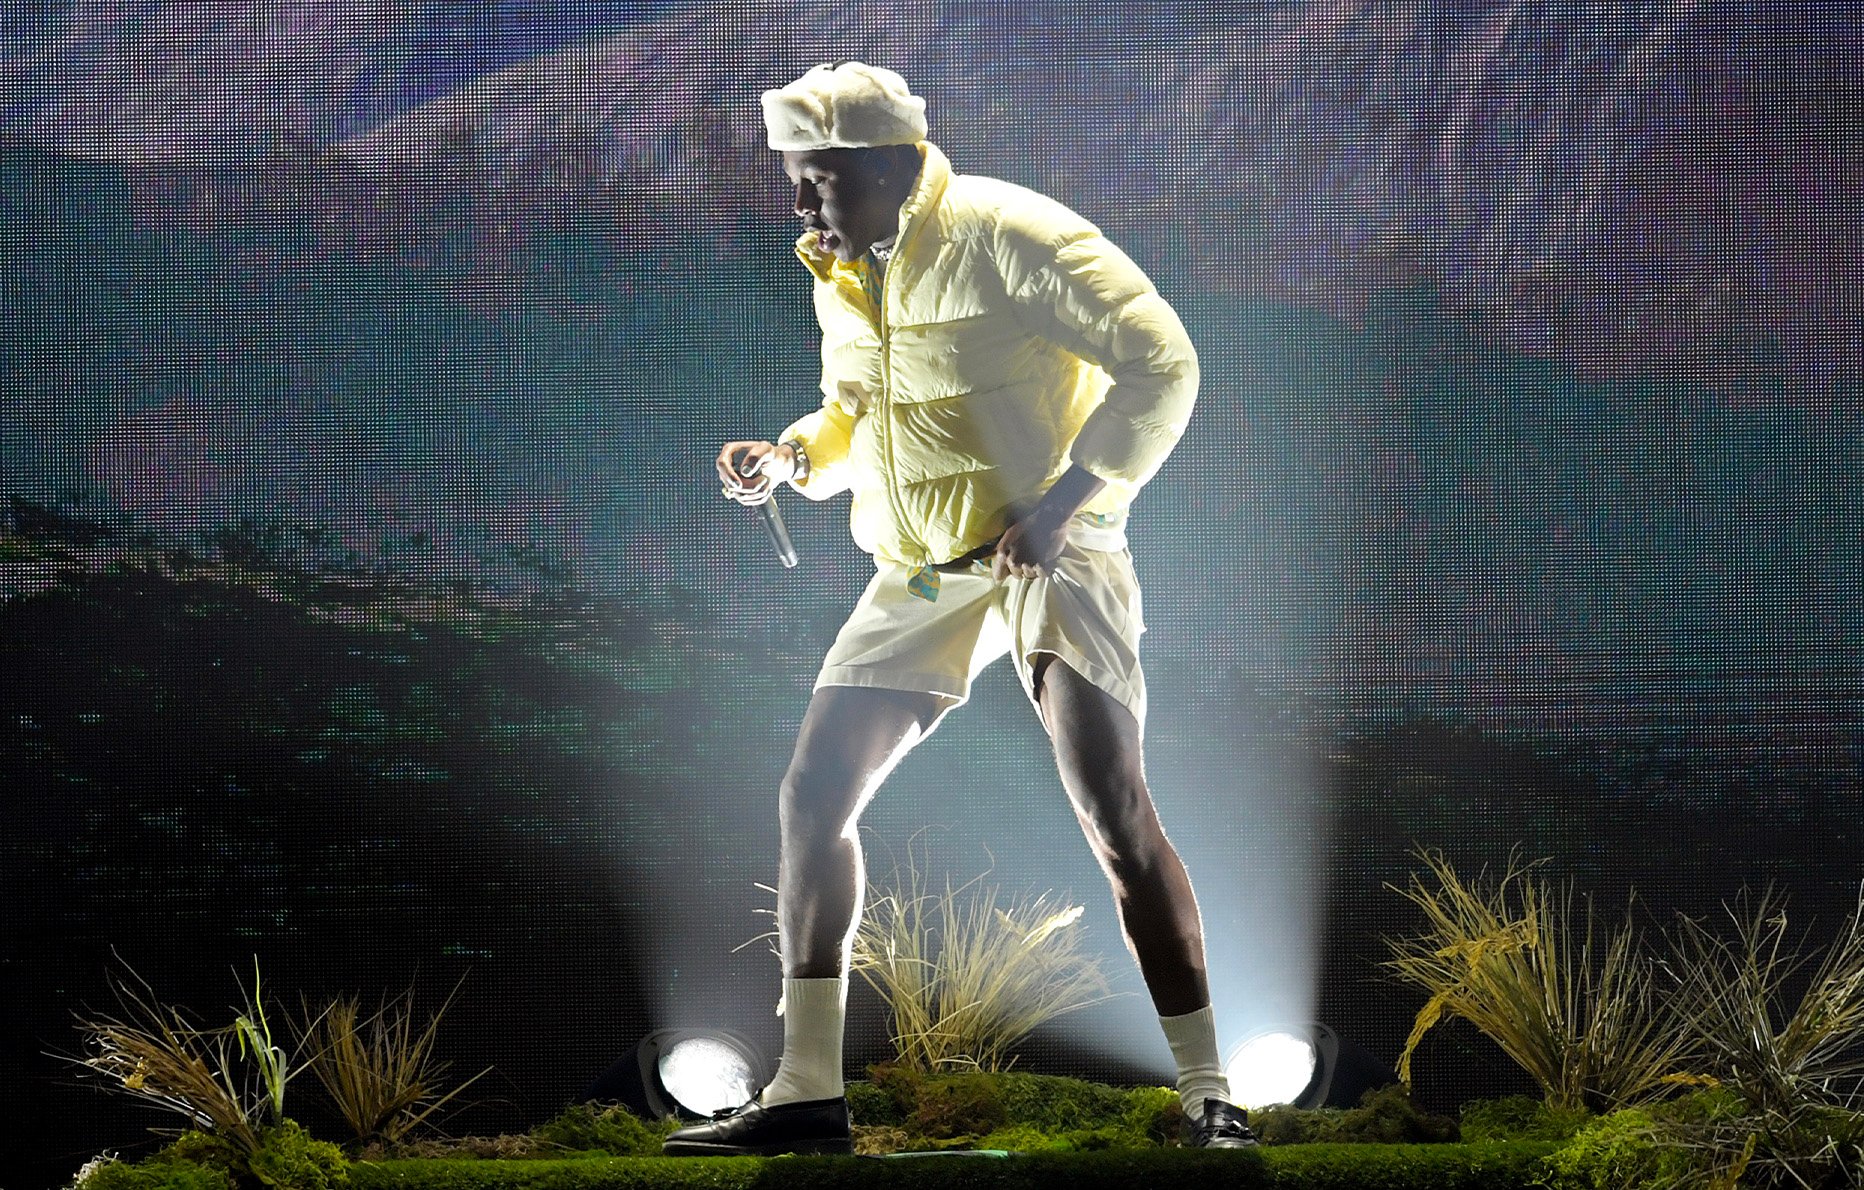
[853,851,1115,1072]
[1384,849,1686,1113]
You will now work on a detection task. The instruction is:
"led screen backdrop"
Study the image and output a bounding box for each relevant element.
[3,2,1859,1183]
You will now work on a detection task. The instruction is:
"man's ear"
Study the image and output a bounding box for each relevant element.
[880,144,918,193]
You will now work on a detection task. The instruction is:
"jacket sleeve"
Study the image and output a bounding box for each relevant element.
[994,211,1199,489]
[778,390,858,501]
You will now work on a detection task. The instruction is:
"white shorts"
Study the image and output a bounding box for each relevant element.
[815,540,1148,732]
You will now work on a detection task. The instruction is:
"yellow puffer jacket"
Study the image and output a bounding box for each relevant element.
[780,141,1197,567]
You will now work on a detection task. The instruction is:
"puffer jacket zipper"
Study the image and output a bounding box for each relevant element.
[868,257,929,566]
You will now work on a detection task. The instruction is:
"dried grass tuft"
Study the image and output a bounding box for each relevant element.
[851,843,1116,1072]
[1652,886,1864,1187]
[66,958,291,1158]
[1384,849,1686,1114]
[297,981,490,1145]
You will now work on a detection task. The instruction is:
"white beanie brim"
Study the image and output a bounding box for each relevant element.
[761,62,927,151]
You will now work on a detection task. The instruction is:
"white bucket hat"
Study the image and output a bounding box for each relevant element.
[761,61,927,151]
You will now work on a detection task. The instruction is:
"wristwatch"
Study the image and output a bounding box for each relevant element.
[781,439,811,481]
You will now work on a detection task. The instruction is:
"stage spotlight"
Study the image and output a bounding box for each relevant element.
[1225,1023,1396,1110]
[1228,1028,1317,1109]
[582,1028,768,1119]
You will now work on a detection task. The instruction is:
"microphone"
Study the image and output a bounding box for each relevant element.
[740,456,799,569]
[757,497,799,569]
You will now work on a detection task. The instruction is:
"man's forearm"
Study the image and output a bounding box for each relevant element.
[1028,464,1108,525]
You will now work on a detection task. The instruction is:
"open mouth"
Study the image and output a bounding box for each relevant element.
[805,224,840,254]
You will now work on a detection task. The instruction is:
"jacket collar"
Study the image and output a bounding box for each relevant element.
[793,141,952,283]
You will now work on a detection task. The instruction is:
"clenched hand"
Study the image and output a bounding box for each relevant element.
[991,508,1070,581]
[716,441,798,507]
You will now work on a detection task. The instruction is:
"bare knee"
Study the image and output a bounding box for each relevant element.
[778,686,941,844]
[1076,773,1171,880]
[779,762,865,848]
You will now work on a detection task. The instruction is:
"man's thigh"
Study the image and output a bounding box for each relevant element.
[783,684,948,815]
[1032,654,1148,802]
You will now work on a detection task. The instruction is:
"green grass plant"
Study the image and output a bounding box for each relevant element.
[235,964,289,1128]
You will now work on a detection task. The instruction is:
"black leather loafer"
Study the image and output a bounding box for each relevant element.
[662,1095,853,1157]
[1184,1098,1260,1148]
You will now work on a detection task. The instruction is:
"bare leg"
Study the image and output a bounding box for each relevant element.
[778,685,945,978]
[1033,656,1211,1017]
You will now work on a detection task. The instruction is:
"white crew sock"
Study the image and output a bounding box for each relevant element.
[1160,1004,1232,1121]
[758,976,847,1106]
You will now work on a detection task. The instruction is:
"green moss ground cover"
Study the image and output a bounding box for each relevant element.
[86,1146,1560,1190]
[69,1075,1581,1190]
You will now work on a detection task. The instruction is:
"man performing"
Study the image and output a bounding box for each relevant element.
[665,62,1256,1156]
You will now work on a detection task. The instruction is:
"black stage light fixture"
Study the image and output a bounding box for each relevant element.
[582,1028,769,1119]
[1225,1023,1397,1110]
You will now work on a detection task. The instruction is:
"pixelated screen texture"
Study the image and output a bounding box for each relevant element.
[2,2,1859,1179]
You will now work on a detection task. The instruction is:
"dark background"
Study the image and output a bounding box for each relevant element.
[3,3,1859,1185]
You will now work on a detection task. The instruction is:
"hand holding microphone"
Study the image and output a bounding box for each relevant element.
[717,440,800,568]
[716,440,798,503]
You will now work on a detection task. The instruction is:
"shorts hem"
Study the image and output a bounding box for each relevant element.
[814,665,971,710]
[1018,648,1146,734]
